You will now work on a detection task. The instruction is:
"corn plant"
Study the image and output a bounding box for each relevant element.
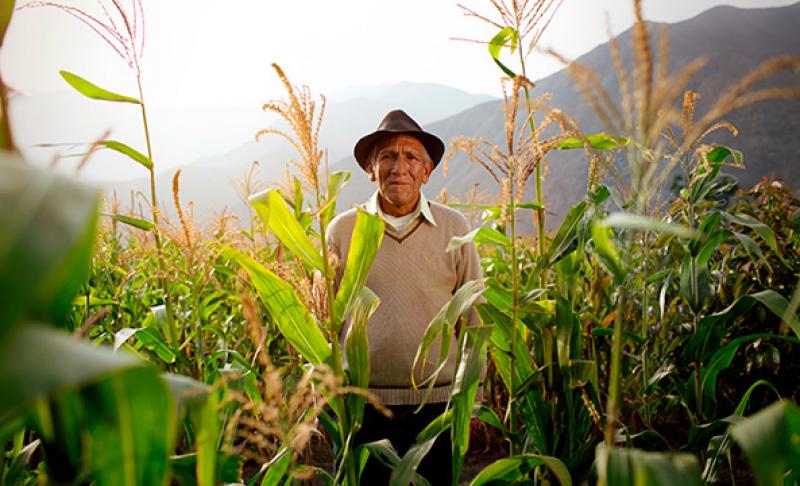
[18,0,181,353]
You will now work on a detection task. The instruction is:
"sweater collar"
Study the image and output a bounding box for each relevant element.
[365,191,437,227]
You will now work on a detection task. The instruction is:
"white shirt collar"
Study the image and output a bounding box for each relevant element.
[365,191,437,227]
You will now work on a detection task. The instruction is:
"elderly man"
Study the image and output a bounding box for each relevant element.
[326,110,482,484]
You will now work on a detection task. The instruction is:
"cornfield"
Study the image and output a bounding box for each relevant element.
[2,0,799,485]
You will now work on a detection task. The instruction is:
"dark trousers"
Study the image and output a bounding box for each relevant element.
[354,402,452,485]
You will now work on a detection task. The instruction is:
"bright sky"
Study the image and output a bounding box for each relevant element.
[3,0,797,107]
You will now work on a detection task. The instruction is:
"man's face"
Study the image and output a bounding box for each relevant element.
[367,134,433,217]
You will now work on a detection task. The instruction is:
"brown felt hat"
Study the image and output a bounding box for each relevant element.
[353,109,445,172]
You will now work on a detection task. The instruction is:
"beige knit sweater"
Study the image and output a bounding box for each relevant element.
[326,200,482,405]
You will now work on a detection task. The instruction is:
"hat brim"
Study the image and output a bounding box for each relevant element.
[354,130,445,172]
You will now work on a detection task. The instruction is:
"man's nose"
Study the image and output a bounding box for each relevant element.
[389,157,410,174]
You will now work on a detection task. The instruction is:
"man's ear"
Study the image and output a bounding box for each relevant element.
[366,163,377,182]
[421,160,433,184]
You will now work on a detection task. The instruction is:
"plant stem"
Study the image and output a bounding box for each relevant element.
[136,74,178,348]
[317,185,357,486]
[605,290,625,446]
[641,232,651,424]
[509,160,520,455]
[518,44,546,268]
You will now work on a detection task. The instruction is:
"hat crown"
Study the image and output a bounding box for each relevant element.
[377,109,422,132]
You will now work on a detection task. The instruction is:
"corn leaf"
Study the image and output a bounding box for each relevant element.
[363,440,431,486]
[250,190,325,272]
[602,212,692,239]
[469,453,572,486]
[334,209,384,325]
[688,290,800,364]
[100,140,152,169]
[320,170,351,225]
[344,287,380,428]
[135,327,178,364]
[83,367,175,486]
[451,324,493,482]
[730,400,800,486]
[558,132,628,151]
[596,444,701,486]
[590,222,624,283]
[478,303,533,392]
[226,248,331,366]
[447,226,510,251]
[705,145,743,166]
[0,324,145,418]
[722,212,782,259]
[488,27,518,77]
[411,279,485,402]
[697,333,797,417]
[0,160,99,334]
[60,71,141,104]
[103,213,154,231]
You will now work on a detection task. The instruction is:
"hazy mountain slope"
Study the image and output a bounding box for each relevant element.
[335,3,800,230]
[94,82,495,221]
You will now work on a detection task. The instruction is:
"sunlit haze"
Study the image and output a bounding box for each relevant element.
[2,0,796,179]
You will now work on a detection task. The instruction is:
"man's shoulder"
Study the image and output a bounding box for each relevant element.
[328,207,360,240]
[428,201,470,233]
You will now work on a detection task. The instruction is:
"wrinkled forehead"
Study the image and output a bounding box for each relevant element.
[373,134,426,153]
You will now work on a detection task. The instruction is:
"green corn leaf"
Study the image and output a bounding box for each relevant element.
[363,440,431,486]
[478,303,533,392]
[698,333,798,417]
[255,448,292,486]
[469,453,572,486]
[344,287,380,428]
[544,200,587,267]
[391,434,441,486]
[189,391,219,486]
[451,324,493,482]
[83,366,175,486]
[102,213,154,231]
[4,439,40,485]
[226,247,331,366]
[602,212,692,239]
[448,226,510,251]
[732,231,766,265]
[596,444,701,486]
[558,132,628,151]
[344,287,380,389]
[0,160,100,334]
[170,452,241,486]
[60,71,141,104]
[251,190,325,272]
[688,290,800,364]
[722,212,782,258]
[135,327,178,364]
[591,328,645,345]
[334,209,384,325]
[488,27,518,77]
[0,324,147,423]
[590,222,624,283]
[411,279,485,401]
[698,379,782,482]
[99,140,152,169]
[730,400,800,486]
[476,404,509,436]
[704,145,743,165]
[320,170,351,225]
